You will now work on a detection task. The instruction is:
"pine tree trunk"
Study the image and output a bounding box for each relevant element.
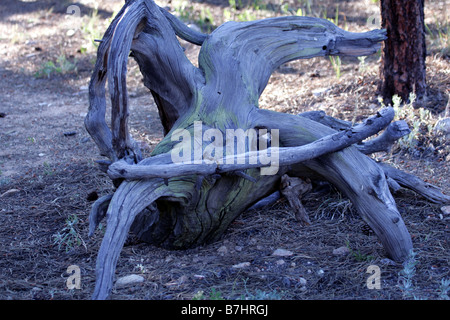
[379,0,427,105]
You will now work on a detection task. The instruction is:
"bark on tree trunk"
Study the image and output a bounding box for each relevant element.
[379,0,427,105]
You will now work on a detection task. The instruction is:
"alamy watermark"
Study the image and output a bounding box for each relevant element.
[170,121,280,175]
[66,265,81,290]
[366,265,381,290]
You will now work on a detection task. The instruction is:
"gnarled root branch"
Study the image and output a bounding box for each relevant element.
[91,177,173,300]
[280,175,312,226]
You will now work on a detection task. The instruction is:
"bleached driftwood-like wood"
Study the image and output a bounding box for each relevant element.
[378,162,450,204]
[84,0,446,300]
[107,108,395,180]
[299,111,411,154]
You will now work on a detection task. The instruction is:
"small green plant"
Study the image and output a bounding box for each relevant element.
[135,263,148,274]
[228,0,237,10]
[35,55,77,78]
[357,56,367,75]
[239,278,284,300]
[398,250,418,299]
[329,56,341,79]
[389,92,439,153]
[251,0,266,11]
[242,289,283,300]
[324,5,343,79]
[425,17,450,58]
[224,0,258,22]
[438,278,450,300]
[294,0,312,15]
[173,0,194,22]
[280,3,290,15]
[192,288,224,300]
[80,8,104,54]
[53,214,86,252]
[192,290,205,300]
[35,61,58,78]
[237,10,257,22]
[197,7,215,32]
[345,241,374,262]
[43,161,55,176]
[209,287,224,300]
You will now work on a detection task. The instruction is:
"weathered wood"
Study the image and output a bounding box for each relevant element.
[92,178,174,299]
[378,162,450,204]
[88,194,112,237]
[280,175,312,225]
[299,110,352,130]
[299,111,411,154]
[107,107,395,180]
[84,0,450,300]
[357,120,411,154]
[247,191,281,211]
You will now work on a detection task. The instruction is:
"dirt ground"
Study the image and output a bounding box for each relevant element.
[0,0,449,300]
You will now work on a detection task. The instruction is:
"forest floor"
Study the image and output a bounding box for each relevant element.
[0,0,449,300]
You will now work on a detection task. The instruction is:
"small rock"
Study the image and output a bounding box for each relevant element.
[272,248,293,257]
[276,259,285,266]
[332,246,350,256]
[312,87,329,97]
[299,277,307,286]
[235,245,243,252]
[441,205,450,215]
[232,262,251,269]
[115,274,144,288]
[217,245,228,255]
[66,29,76,37]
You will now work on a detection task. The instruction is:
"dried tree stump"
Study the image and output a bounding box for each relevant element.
[85,0,449,299]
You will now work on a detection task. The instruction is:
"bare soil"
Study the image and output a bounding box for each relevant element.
[0,0,449,300]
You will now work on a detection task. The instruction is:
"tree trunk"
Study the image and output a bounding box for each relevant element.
[84,0,449,300]
[379,0,427,105]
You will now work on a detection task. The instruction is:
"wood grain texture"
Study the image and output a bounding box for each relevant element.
[85,0,447,299]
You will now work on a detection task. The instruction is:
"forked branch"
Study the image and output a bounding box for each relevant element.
[107,108,395,180]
